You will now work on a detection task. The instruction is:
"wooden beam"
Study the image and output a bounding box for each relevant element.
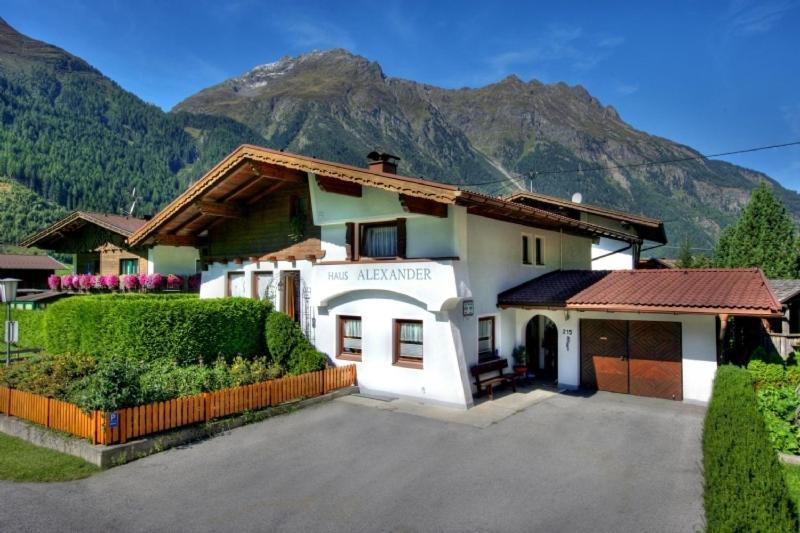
[198,200,244,218]
[246,181,287,206]
[156,234,198,247]
[249,162,307,183]
[400,194,448,218]
[316,175,362,197]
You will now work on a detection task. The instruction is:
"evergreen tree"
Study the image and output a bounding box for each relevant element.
[676,235,694,268]
[713,181,800,278]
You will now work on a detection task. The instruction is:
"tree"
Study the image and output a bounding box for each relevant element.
[713,180,800,278]
[676,235,694,268]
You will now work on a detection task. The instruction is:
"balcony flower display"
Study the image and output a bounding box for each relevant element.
[138,273,148,288]
[103,274,119,290]
[166,274,182,290]
[70,275,82,291]
[188,273,201,291]
[78,274,93,291]
[146,273,163,290]
[61,274,73,290]
[47,274,61,291]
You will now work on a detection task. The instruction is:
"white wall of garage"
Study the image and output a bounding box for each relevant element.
[512,309,718,404]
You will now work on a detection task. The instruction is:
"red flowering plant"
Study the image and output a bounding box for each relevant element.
[166,274,182,290]
[71,275,82,291]
[61,274,73,290]
[146,273,163,290]
[137,273,148,289]
[121,274,138,291]
[47,274,61,291]
[188,273,201,291]
[104,274,120,290]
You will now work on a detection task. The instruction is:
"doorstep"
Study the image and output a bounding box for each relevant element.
[337,384,558,428]
[0,386,358,468]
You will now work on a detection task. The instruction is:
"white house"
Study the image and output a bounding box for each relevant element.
[129,146,782,408]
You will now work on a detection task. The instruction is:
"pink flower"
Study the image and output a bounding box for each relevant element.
[105,274,119,290]
[146,273,163,290]
[166,274,182,289]
[78,274,92,290]
[71,275,81,290]
[138,273,148,288]
[121,274,138,291]
[61,274,73,289]
[47,274,60,291]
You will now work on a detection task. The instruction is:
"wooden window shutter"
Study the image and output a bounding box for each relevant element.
[345,222,357,261]
[397,218,407,259]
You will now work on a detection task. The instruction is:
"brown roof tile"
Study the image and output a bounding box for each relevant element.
[0,254,66,271]
[566,268,781,316]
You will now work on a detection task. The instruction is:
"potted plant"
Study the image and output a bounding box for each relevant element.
[512,345,528,376]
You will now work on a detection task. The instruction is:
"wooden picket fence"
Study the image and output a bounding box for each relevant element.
[0,365,356,445]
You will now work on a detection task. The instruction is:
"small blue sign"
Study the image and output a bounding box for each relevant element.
[109,412,119,429]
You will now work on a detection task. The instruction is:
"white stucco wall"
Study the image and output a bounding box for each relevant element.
[147,245,200,275]
[591,237,634,270]
[511,309,718,404]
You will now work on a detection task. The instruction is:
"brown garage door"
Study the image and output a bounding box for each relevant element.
[580,319,682,401]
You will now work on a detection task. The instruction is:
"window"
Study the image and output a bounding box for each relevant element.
[361,222,398,258]
[478,317,495,361]
[119,258,138,275]
[394,319,423,368]
[338,316,362,361]
[522,235,532,265]
[226,272,246,297]
[253,272,273,301]
[535,237,544,266]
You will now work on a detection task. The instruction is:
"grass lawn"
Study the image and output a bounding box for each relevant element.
[0,432,99,482]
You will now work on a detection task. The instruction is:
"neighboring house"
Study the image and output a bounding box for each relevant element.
[129,145,780,407]
[20,211,199,276]
[637,257,676,269]
[503,191,667,270]
[768,279,800,334]
[0,253,65,289]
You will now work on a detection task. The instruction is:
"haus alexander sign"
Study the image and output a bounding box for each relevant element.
[327,266,433,282]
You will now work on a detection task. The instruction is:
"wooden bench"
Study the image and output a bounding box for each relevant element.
[470,358,517,400]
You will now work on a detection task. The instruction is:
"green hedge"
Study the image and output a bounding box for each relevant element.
[12,309,47,350]
[44,296,272,365]
[266,312,325,375]
[703,365,797,532]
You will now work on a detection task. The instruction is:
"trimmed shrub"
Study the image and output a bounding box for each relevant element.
[265,312,301,367]
[44,295,272,365]
[265,312,326,374]
[703,365,798,532]
[13,309,47,349]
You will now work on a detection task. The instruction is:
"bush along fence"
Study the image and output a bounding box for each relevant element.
[703,365,798,532]
[0,365,356,446]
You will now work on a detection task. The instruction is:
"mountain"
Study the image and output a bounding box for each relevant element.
[176,49,800,249]
[0,17,265,245]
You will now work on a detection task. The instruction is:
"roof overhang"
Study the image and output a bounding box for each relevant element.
[20,211,143,250]
[130,144,643,247]
[504,191,667,243]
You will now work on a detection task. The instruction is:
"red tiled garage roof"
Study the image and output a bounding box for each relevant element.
[566,268,781,317]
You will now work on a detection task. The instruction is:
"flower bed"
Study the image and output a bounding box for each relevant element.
[47,273,201,293]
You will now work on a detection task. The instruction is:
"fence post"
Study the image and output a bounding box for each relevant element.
[46,397,51,428]
[204,392,211,422]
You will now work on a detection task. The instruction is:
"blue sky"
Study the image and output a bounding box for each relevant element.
[5,0,800,190]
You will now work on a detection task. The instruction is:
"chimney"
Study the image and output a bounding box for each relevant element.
[367,151,400,174]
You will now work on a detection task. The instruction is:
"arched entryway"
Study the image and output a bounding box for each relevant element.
[525,315,559,382]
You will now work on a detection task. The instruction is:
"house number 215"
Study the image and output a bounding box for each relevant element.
[562,329,573,335]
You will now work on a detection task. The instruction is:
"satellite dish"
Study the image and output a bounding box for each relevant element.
[571,192,583,204]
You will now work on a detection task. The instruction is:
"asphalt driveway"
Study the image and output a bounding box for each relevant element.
[0,390,705,533]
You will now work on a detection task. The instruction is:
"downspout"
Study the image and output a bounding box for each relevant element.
[560,228,563,269]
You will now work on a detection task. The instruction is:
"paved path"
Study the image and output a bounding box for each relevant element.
[0,390,705,533]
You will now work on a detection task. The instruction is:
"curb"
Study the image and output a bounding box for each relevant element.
[0,386,358,468]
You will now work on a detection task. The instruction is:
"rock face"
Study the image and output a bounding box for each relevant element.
[176,49,800,248]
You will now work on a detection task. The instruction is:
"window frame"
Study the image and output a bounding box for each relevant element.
[359,221,399,259]
[535,236,545,266]
[522,234,532,265]
[337,315,363,362]
[119,258,139,275]
[226,271,246,297]
[478,316,496,362]
[393,319,424,369]
[251,270,274,301]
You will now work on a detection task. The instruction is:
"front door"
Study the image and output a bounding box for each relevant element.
[580,319,629,394]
